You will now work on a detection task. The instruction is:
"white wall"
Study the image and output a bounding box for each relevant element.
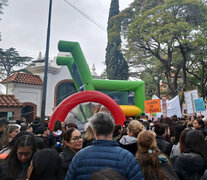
[45,66,72,116]
[12,84,42,117]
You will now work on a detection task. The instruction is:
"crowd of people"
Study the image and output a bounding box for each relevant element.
[0,112,207,180]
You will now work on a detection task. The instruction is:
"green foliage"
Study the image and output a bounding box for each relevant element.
[0,48,32,93]
[118,0,207,99]
[0,48,32,78]
[105,0,129,80]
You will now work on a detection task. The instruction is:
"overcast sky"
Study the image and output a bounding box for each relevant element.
[0,0,133,75]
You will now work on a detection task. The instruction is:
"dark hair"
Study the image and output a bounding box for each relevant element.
[20,125,28,132]
[90,168,126,180]
[0,119,9,127]
[8,131,34,148]
[113,124,122,137]
[36,137,45,150]
[63,128,76,142]
[53,120,62,131]
[179,128,191,153]
[174,123,185,144]
[195,119,205,129]
[3,135,37,179]
[185,130,207,166]
[124,119,131,128]
[30,149,64,180]
[90,112,115,136]
[0,162,6,180]
[65,122,78,129]
[154,123,166,136]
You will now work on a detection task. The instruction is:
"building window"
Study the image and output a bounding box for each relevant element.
[56,81,77,106]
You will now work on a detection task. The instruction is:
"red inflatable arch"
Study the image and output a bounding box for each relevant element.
[49,90,126,130]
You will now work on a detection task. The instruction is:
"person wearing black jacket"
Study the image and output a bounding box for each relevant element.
[154,123,172,157]
[175,130,207,180]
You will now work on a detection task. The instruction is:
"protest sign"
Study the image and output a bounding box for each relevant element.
[145,99,161,114]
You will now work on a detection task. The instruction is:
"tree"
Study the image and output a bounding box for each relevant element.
[118,0,207,101]
[105,0,129,80]
[0,48,32,94]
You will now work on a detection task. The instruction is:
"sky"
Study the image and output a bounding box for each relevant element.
[0,0,134,76]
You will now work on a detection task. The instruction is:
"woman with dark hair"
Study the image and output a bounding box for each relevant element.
[136,130,178,180]
[170,123,185,166]
[193,118,207,136]
[59,127,83,175]
[27,149,64,180]
[46,120,62,148]
[2,134,37,180]
[0,131,34,160]
[175,130,207,180]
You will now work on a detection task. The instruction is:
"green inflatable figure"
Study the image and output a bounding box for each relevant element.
[57,40,145,116]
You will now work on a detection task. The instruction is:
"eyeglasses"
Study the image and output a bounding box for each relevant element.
[17,152,32,157]
[71,135,82,142]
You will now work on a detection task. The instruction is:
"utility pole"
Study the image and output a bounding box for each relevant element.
[41,0,53,125]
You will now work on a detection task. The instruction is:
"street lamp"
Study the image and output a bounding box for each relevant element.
[41,0,53,125]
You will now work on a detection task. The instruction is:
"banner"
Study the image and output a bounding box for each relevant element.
[166,95,182,118]
[194,98,205,112]
[151,95,182,118]
[184,89,198,114]
[144,99,161,114]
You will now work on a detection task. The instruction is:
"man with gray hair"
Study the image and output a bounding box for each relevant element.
[65,112,144,180]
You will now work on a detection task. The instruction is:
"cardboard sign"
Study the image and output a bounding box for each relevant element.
[194,98,205,112]
[145,99,161,114]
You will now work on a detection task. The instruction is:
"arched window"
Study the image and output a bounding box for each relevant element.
[56,81,77,106]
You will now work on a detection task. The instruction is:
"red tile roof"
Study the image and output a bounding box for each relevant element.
[0,94,23,107]
[1,72,43,85]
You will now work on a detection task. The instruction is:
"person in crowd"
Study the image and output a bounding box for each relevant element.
[119,120,144,155]
[142,121,150,130]
[83,125,95,147]
[154,123,172,157]
[20,125,33,133]
[139,113,147,122]
[64,122,78,131]
[170,123,185,166]
[65,112,144,180]
[136,130,178,180]
[2,134,37,180]
[112,124,122,141]
[59,127,83,175]
[0,124,20,150]
[42,127,50,143]
[0,131,34,159]
[121,118,132,136]
[0,119,9,139]
[27,149,65,180]
[31,117,41,133]
[193,118,207,136]
[46,120,62,148]
[174,130,207,180]
[90,168,127,180]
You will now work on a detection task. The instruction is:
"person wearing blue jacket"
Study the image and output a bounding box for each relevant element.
[65,112,144,180]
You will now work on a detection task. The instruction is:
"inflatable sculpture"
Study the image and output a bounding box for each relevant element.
[49,41,145,130]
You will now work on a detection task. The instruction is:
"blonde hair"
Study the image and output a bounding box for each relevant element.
[128,120,144,137]
[84,126,94,141]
